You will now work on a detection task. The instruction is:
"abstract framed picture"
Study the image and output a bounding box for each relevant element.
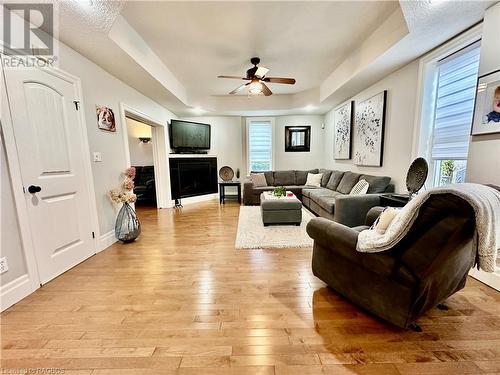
[353,90,387,167]
[96,105,116,132]
[333,101,354,160]
[472,70,500,135]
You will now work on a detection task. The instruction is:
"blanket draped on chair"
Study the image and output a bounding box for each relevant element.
[356,183,500,273]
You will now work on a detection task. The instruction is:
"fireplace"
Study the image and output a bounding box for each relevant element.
[169,157,218,201]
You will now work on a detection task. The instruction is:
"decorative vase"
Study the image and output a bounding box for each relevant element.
[115,202,141,242]
[236,168,240,179]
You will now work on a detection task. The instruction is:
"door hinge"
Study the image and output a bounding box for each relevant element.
[92,231,95,239]
[73,100,80,110]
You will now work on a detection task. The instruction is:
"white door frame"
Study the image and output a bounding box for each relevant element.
[1,54,99,301]
[119,103,170,208]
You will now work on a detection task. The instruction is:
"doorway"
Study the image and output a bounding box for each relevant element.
[126,117,157,208]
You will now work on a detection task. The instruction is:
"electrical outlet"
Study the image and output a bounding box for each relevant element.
[0,257,8,274]
[93,152,102,162]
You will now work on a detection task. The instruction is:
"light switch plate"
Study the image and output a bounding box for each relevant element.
[93,152,102,162]
[0,257,8,274]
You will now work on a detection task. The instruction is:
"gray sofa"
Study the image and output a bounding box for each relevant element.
[307,194,476,329]
[243,169,394,227]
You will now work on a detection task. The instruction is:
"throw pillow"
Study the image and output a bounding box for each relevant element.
[349,179,369,195]
[305,173,323,187]
[251,173,267,187]
[372,207,400,234]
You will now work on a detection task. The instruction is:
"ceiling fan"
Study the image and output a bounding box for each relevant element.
[218,57,296,96]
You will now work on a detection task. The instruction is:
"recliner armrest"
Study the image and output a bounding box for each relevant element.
[334,194,382,227]
[306,217,359,251]
[365,206,385,226]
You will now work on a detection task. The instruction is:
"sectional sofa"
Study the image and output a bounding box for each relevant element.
[243,169,394,227]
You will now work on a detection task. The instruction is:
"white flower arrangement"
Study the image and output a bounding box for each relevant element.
[110,167,137,204]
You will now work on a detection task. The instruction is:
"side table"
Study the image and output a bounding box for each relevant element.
[219,181,241,204]
[380,194,410,208]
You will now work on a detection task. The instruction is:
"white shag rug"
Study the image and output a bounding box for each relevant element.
[235,206,315,249]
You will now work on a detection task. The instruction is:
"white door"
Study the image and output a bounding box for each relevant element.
[4,67,95,284]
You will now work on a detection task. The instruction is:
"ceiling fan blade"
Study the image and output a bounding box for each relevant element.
[261,82,272,96]
[218,75,250,80]
[263,77,296,84]
[229,82,250,95]
[255,66,269,78]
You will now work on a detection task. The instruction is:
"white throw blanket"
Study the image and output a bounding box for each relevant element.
[356,183,500,273]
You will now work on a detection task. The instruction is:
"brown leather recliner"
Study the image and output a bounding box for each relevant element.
[306,193,477,329]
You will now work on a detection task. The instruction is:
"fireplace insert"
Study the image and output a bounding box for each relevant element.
[169,157,218,201]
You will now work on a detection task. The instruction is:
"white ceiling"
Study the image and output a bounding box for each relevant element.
[49,0,496,117]
[120,1,398,96]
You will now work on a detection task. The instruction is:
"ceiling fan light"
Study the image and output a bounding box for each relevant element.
[249,80,263,95]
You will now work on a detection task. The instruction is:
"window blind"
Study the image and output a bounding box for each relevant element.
[248,121,272,171]
[431,43,480,160]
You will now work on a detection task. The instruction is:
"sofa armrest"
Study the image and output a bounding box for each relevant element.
[365,206,385,226]
[333,194,381,227]
[306,217,359,251]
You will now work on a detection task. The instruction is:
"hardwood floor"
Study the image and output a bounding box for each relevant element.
[2,200,500,374]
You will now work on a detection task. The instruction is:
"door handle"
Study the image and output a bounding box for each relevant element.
[28,185,42,194]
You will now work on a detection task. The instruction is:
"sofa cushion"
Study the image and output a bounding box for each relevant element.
[251,186,275,194]
[250,173,267,187]
[264,171,274,186]
[295,169,319,185]
[336,172,361,194]
[360,174,391,193]
[305,173,323,187]
[326,170,345,191]
[274,170,295,186]
[302,187,321,197]
[319,169,333,187]
[309,189,341,213]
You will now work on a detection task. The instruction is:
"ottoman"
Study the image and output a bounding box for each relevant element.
[260,192,302,226]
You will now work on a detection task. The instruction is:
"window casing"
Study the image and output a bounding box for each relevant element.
[247,119,273,173]
[428,41,481,186]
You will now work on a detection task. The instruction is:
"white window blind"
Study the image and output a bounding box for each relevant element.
[431,43,480,160]
[248,121,272,172]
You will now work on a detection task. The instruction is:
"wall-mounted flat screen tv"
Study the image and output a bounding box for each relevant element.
[169,119,211,151]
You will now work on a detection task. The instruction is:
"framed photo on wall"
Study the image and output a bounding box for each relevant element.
[333,101,354,160]
[353,90,387,167]
[96,105,116,132]
[472,70,500,135]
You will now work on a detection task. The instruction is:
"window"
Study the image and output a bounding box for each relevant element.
[430,42,480,186]
[247,119,273,172]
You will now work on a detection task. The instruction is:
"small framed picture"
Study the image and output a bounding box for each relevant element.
[472,70,500,135]
[96,105,116,132]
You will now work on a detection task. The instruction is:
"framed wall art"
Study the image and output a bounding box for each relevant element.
[96,105,116,132]
[472,70,500,135]
[333,101,354,160]
[353,90,387,167]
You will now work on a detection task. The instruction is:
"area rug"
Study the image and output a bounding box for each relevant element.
[235,206,315,249]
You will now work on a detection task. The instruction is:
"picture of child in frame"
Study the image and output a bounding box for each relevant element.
[484,85,500,124]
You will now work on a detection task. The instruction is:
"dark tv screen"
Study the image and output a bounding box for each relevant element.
[170,120,211,150]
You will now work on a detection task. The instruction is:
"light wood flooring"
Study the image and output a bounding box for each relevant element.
[2,201,500,374]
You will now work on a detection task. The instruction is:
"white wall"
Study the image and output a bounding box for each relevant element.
[126,118,154,166]
[0,135,28,285]
[179,116,244,195]
[274,115,326,170]
[323,61,420,192]
[57,42,176,238]
[466,2,500,187]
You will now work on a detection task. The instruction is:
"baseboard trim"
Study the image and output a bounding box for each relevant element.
[0,274,34,312]
[98,230,117,252]
[469,268,500,291]
[172,193,218,206]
